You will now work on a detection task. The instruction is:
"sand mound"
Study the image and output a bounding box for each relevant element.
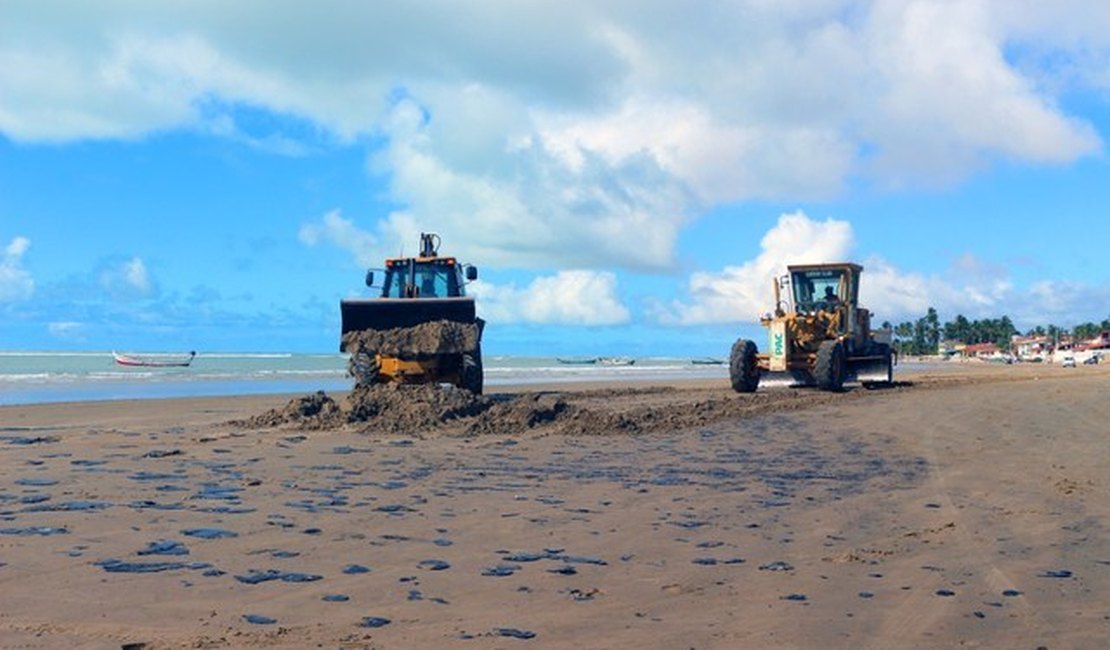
[344,383,493,432]
[341,320,481,357]
[240,384,585,436]
[466,394,577,435]
[240,391,346,430]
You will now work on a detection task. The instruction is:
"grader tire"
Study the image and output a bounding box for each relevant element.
[729,339,761,393]
[814,340,846,392]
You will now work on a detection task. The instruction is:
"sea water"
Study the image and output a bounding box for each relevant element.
[0,352,727,406]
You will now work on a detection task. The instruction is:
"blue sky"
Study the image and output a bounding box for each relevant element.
[3,1,1110,355]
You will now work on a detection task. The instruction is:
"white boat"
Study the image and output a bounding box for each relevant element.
[113,350,196,368]
[598,356,635,366]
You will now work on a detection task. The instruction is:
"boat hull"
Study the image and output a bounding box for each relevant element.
[113,351,196,368]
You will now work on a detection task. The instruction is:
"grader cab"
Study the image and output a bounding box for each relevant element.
[729,263,894,392]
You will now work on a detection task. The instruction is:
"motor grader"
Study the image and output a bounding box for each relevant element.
[339,233,484,394]
[729,263,894,392]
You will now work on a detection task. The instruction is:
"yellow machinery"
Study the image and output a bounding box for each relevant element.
[340,233,484,393]
[730,263,894,392]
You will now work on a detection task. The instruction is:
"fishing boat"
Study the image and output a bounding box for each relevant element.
[598,356,635,366]
[113,350,197,368]
[556,357,598,365]
[691,357,724,365]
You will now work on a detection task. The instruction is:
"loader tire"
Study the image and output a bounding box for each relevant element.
[462,346,483,395]
[349,348,380,387]
[729,339,760,393]
[814,340,845,392]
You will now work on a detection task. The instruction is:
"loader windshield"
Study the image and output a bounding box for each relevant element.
[791,268,846,313]
[382,261,463,298]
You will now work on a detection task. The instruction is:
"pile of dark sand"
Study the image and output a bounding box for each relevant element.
[344,383,494,432]
[240,390,347,430]
[239,384,576,436]
[341,320,481,357]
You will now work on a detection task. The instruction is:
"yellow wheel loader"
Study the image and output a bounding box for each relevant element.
[339,233,484,394]
[730,263,894,393]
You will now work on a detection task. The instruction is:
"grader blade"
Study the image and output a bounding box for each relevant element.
[850,353,894,385]
[759,369,816,388]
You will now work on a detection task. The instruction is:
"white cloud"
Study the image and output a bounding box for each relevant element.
[47,321,85,340]
[298,209,379,268]
[470,271,630,326]
[0,236,34,302]
[858,252,1102,328]
[663,211,853,324]
[1018,280,1110,327]
[2,1,1106,271]
[98,256,155,300]
[858,0,1099,185]
[372,96,690,271]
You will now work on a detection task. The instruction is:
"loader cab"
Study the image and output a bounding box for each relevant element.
[377,257,476,299]
[788,264,861,317]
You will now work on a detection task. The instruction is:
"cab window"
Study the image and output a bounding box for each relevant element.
[792,269,845,312]
[381,262,461,298]
[414,265,451,297]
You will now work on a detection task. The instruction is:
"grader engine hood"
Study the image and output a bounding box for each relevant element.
[339,297,477,352]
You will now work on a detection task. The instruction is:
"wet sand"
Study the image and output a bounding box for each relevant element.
[1,363,1107,649]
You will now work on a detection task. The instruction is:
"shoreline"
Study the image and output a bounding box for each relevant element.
[0,358,729,408]
[0,358,1097,418]
[6,351,1036,408]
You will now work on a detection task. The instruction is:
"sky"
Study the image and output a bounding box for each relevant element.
[3,0,1110,355]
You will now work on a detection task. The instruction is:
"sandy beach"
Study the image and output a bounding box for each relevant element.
[1,363,1107,649]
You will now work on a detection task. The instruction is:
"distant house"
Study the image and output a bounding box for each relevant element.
[1077,331,1110,351]
[963,342,1000,359]
[938,340,965,357]
[1011,335,1051,361]
[1070,331,1109,364]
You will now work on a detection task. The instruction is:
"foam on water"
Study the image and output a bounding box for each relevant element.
[0,351,730,405]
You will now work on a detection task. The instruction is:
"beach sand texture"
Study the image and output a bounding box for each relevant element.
[1,364,1107,649]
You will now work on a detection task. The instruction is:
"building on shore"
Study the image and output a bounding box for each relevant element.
[1010,335,1052,362]
[1069,331,1109,364]
[962,342,1001,360]
[1010,331,1108,364]
[937,340,965,358]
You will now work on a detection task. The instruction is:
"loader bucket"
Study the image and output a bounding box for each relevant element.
[339,297,477,352]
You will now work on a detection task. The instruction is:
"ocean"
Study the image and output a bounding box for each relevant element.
[0,351,728,406]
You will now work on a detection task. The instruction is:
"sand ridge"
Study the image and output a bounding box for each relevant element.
[239,360,1092,438]
[240,378,912,437]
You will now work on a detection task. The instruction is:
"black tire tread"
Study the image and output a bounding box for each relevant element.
[349,348,381,387]
[462,345,483,395]
[729,339,761,393]
[814,340,845,391]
